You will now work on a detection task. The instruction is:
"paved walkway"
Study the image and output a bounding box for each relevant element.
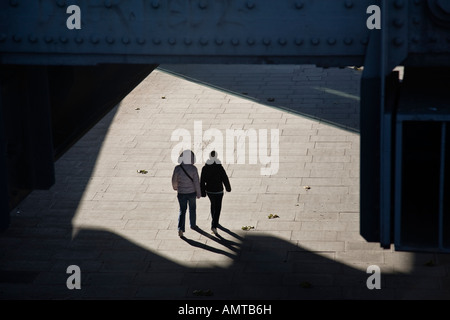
[1,64,449,300]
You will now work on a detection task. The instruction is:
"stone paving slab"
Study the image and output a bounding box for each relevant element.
[1,64,450,300]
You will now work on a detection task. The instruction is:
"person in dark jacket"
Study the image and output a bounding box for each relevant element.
[200,151,231,235]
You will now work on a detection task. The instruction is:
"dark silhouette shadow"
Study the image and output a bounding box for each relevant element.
[218,224,245,242]
[159,64,362,133]
[191,226,241,253]
[217,224,244,242]
[0,66,449,301]
[180,235,236,259]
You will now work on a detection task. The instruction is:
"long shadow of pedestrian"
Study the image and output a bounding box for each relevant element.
[191,226,241,253]
[217,224,244,242]
[180,233,236,259]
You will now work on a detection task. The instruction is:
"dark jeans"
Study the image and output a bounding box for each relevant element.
[207,192,224,229]
[177,192,197,232]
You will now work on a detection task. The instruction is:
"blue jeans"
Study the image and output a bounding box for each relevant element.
[177,192,197,232]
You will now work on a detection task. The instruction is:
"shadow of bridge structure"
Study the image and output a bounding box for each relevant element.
[1,64,449,301]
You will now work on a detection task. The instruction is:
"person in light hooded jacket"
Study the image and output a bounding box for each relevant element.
[200,151,231,235]
[172,150,201,237]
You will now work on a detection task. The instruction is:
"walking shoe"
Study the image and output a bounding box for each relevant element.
[178,230,184,237]
[211,227,218,235]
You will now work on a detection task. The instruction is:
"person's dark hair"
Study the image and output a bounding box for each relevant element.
[206,150,221,165]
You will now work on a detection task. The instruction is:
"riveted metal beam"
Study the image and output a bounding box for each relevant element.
[0,0,381,66]
[1,1,449,66]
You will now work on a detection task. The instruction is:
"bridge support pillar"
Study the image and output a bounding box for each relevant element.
[0,87,10,231]
[0,66,55,228]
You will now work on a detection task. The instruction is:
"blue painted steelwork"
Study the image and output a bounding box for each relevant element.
[0,0,375,65]
[392,66,450,253]
[394,120,450,253]
[0,0,409,67]
[438,123,446,251]
[0,1,448,67]
[0,93,10,231]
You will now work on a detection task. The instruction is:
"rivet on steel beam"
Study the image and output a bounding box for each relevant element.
[311,38,320,45]
[44,36,53,43]
[295,1,304,9]
[59,36,68,44]
[184,38,192,45]
[247,38,255,46]
[200,37,209,46]
[75,37,83,44]
[393,37,404,46]
[393,19,404,28]
[137,37,145,45]
[168,38,176,45]
[436,0,450,14]
[327,38,336,45]
[106,36,115,44]
[263,38,271,46]
[231,38,240,46]
[278,38,287,46]
[394,0,404,9]
[199,0,207,9]
[215,38,223,45]
[9,0,18,7]
[28,35,38,43]
[246,1,255,9]
[344,0,354,9]
[152,38,161,45]
[13,35,22,42]
[151,0,160,9]
[57,0,66,8]
[104,0,112,8]
[361,37,369,45]
[122,37,130,44]
[295,38,304,45]
[90,36,100,44]
[344,37,353,45]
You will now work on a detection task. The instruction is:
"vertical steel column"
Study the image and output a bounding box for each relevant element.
[394,121,403,248]
[24,66,55,190]
[360,0,407,248]
[438,122,447,250]
[378,0,392,248]
[360,38,382,243]
[0,86,11,230]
